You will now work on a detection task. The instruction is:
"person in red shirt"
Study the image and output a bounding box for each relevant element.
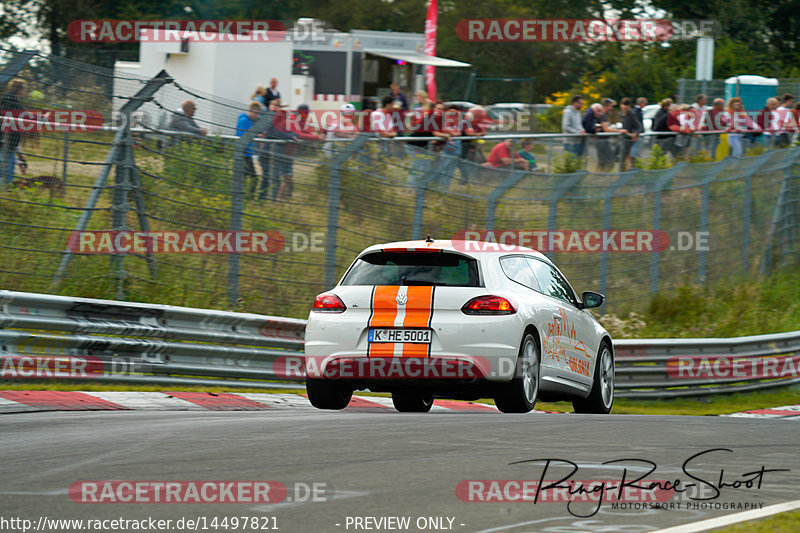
[667,105,696,158]
[483,139,528,169]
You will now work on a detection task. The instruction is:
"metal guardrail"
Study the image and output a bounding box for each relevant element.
[614,333,800,398]
[1,290,798,398]
[0,290,305,389]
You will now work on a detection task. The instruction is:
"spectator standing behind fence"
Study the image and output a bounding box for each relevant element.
[652,98,673,153]
[168,100,207,136]
[0,79,26,186]
[704,98,725,158]
[583,100,627,171]
[562,95,585,156]
[620,98,642,170]
[371,96,398,139]
[776,93,795,148]
[268,99,321,201]
[724,97,760,158]
[757,98,779,148]
[634,97,646,127]
[235,101,264,198]
[265,78,280,108]
[413,90,432,111]
[389,83,408,111]
[692,94,707,112]
[668,104,695,159]
[251,86,266,108]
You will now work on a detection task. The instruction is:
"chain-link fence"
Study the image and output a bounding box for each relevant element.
[2,48,799,319]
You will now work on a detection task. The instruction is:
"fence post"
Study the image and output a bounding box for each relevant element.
[52,71,171,288]
[61,104,71,186]
[546,171,587,261]
[486,170,528,230]
[697,159,731,283]
[410,149,442,241]
[649,163,686,294]
[737,152,775,274]
[0,49,35,88]
[323,134,369,289]
[109,126,134,300]
[229,110,276,307]
[598,170,639,303]
[760,151,800,275]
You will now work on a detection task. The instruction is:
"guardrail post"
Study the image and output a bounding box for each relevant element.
[228,110,276,307]
[52,71,171,288]
[649,163,686,294]
[323,134,369,289]
[486,170,527,230]
[598,169,639,303]
[697,159,731,283]
[546,171,587,260]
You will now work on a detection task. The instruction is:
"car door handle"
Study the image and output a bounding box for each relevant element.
[553,314,562,322]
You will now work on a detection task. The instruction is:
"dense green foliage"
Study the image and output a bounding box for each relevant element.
[2,0,798,104]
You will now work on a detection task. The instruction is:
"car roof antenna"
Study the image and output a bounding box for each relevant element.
[425,234,434,243]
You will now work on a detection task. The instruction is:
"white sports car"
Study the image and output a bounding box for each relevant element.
[304,239,614,414]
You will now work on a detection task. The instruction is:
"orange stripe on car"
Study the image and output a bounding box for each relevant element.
[401,286,434,357]
[368,286,400,357]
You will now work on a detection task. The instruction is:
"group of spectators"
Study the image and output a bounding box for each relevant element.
[562,91,800,167]
[562,95,643,170]
[651,93,799,158]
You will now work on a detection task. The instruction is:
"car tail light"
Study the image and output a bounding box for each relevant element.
[312,293,347,313]
[462,295,516,315]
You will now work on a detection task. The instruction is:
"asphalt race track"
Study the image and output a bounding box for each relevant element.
[1,410,798,533]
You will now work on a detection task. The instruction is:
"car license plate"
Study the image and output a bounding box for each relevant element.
[368,328,431,344]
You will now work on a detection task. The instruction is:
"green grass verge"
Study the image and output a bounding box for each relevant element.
[710,509,800,532]
[599,265,800,339]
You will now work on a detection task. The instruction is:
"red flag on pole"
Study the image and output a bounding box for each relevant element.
[424,0,438,101]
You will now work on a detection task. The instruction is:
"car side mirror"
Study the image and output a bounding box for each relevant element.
[580,291,605,309]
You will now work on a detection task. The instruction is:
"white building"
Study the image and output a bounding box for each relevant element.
[113,23,470,134]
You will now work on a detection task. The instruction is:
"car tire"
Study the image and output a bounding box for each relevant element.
[392,391,434,413]
[572,341,614,414]
[495,333,539,413]
[306,378,353,410]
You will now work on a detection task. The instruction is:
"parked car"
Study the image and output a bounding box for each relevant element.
[304,239,615,414]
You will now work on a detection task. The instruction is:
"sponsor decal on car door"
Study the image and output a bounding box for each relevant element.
[367,286,434,357]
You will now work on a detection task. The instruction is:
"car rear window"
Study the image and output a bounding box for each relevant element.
[341,251,480,287]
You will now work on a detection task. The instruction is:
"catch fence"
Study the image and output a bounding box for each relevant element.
[1,47,799,319]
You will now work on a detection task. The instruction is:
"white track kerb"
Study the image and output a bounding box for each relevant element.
[648,498,800,533]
